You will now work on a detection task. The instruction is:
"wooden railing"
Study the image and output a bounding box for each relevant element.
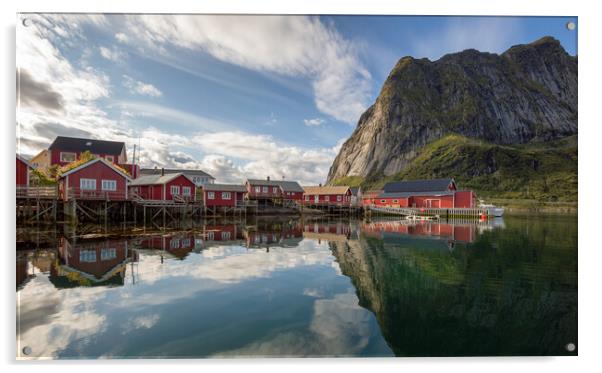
[66,187,127,201]
[16,186,58,199]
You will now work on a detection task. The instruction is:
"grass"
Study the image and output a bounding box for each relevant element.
[330,134,577,202]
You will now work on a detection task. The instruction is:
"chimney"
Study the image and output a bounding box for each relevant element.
[319,183,322,187]
[161,167,164,176]
[267,176,270,181]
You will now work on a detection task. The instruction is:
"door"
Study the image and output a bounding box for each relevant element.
[314,195,319,203]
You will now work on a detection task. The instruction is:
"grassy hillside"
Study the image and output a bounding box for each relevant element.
[331,134,577,202]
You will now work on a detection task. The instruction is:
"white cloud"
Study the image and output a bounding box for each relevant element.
[122,75,162,97]
[118,15,372,124]
[303,118,325,127]
[114,32,128,43]
[99,46,126,63]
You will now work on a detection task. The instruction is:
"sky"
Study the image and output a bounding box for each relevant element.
[15,14,577,184]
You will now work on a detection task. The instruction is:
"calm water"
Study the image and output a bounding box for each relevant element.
[16,214,577,358]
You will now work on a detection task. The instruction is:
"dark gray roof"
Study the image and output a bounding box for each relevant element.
[246,179,303,192]
[140,168,214,179]
[383,178,455,193]
[377,191,455,199]
[202,183,247,192]
[49,136,125,155]
[130,173,186,186]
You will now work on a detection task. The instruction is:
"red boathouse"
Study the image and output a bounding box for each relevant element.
[375,178,476,208]
[16,155,33,187]
[129,171,196,202]
[58,158,131,201]
[201,184,247,207]
[302,186,352,206]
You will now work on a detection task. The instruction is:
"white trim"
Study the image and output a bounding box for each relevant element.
[60,158,131,181]
[101,179,117,191]
[80,178,97,190]
[60,152,77,163]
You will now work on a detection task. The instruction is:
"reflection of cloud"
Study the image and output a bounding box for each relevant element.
[122,314,160,334]
[17,276,107,359]
[213,292,390,357]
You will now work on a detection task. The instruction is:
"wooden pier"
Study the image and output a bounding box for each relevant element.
[367,205,490,219]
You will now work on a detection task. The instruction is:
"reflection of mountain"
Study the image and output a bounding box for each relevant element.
[50,237,138,288]
[331,216,577,356]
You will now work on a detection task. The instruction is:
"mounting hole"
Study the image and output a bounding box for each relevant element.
[566,21,576,31]
[22,18,31,27]
[22,346,32,355]
[566,342,576,352]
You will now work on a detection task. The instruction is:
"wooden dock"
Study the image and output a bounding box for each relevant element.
[367,205,490,219]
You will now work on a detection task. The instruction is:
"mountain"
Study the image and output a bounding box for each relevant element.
[327,37,577,201]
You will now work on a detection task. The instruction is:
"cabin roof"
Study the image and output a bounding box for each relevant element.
[245,179,304,192]
[49,136,125,155]
[60,158,131,180]
[129,173,192,186]
[202,183,247,192]
[376,191,455,199]
[16,154,33,169]
[140,168,214,179]
[362,190,382,198]
[303,185,351,195]
[383,178,455,193]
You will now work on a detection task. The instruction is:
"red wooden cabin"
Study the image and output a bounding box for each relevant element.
[202,184,247,207]
[245,177,283,199]
[302,186,352,206]
[278,180,304,201]
[375,178,476,208]
[58,158,131,201]
[16,155,33,186]
[129,171,196,202]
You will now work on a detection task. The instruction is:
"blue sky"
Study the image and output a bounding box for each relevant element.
[16,15,577,184]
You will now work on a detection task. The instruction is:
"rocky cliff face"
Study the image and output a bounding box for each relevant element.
[327,36,577,183]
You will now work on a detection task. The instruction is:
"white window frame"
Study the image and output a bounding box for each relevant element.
[207,191,215,200]
[170,185,180,195]
[182,186,191,196]
[325,195,330,202]
[262,186,268,193]
[273,186,278,193]
[305,195,309,201]
[60,152,76,163]
[79,250,96,263]
[182,238,191,247]
[221,231,231,240]
[101,179,117,191]
[105,155,114,163]
[337,195,342,202]
[80,178,96,190]
[170,239,180,249]
[101,248,117,261]
[222,191,231,200]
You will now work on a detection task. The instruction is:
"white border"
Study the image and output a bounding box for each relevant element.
[3,1,601,373]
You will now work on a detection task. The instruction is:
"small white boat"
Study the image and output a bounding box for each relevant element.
[478,201,505,217]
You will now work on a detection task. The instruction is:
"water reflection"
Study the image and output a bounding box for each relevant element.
[16,215,577,358]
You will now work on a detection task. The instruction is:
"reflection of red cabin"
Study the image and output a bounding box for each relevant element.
[57,237,137,282]
[375,178,476,208]
[139,234,195,259]
[58,158,131,201]
[129,172,196,202]
[361,220,476,243]
[204,225,239,242]
[202,184,246,207]
[302,186,352,206]
[16,155,33,186]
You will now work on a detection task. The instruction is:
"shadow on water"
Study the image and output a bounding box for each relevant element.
[16,214,577,358]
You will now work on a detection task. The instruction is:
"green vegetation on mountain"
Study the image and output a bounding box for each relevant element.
[332,134,577,201]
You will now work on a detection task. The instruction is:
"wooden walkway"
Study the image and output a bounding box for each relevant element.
[368,205,490,219]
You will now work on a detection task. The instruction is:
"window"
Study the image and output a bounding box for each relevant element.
[170,185,180,195]
[222,192,231,200]
[182,186,191,196]
[393,199,398,203]
[255,186,261,193]
[60,152,76,163]
[305,196,309,201]
[207,232,214,241]
[381,199,386,203]
[79,250,96,263]
[337,195,342,202]
[170,239,180,249]
[262,186,268,193]
[80,178,96,190]
[207,191,215,200]
[325,196,330,202]
[105,155,114,163]
[182,238,191,247]
[101,248,116,261]
[221,231,231,240]
[101,179,116,191]
[273,187,278,193]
